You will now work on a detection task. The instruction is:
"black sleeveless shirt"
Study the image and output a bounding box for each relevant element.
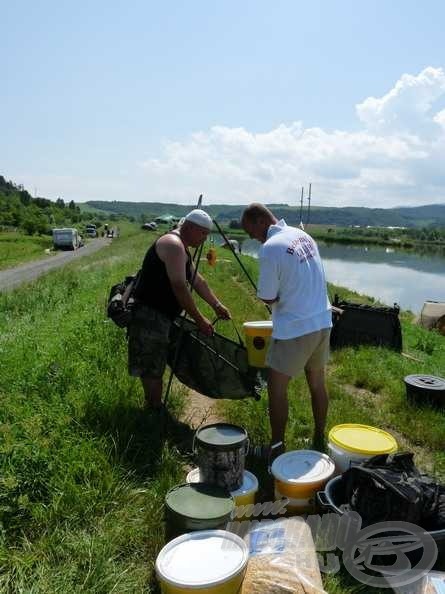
[134,232,192,319]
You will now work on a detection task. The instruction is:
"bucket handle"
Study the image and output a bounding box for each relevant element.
[316,490,337,512]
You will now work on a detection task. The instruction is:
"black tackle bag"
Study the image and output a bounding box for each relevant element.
[330,294,402,351]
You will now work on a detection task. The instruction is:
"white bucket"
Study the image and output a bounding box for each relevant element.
[155,530,248,594]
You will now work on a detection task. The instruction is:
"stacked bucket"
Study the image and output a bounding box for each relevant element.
[157,423,257,594]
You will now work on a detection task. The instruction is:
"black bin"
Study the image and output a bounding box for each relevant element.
[404,375,445,409]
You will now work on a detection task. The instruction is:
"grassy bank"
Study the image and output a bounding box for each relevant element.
[1,231,444,592]
[0,232,54,270]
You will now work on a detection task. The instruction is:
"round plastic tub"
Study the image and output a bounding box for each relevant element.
[242,321,273,368]
[187,468,258,510]
[271,450,335,514]
[156,530,248,594]
[328,424,398,473]
[194,423,248,491]
[404,374,445,409]
[274,486,315,514]
[165,483,234,540]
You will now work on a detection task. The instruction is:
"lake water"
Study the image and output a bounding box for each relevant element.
[239,239,445,313]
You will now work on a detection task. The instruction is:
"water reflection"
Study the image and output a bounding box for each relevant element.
[239,239,445,313]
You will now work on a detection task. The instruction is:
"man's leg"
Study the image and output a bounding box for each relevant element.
[141,375,163,409]
[267,367,291,446]
[305,366,328,443]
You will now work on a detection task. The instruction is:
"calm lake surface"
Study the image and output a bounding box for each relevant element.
[239,239,445,314]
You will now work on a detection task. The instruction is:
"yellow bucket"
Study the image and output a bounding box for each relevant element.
[156,530,248,594]
[271,450,335,514]
[328,424,398,473]
[242,321,273,368]
[186,468,258,516]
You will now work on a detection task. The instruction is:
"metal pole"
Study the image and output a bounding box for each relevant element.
[299,186,304,225]
[162,195,205,416]
[212,219,271,315]
[306,183,312,226]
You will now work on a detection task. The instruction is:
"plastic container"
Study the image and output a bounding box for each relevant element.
[404,374,445,409]
[420,301,445,330]
[317,475,445,556]
[242,321,273,367]
[194,423,248,491]
[328,424,398,473]
[156,530,248,594]
[274,486,315,514]
[271,450,335,514]
[186,468,258,509]
[165,483,234,540]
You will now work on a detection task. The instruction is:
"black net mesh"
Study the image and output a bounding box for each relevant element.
[167,318,261,400]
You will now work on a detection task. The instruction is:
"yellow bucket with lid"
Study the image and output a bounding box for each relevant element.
[271,450,335,514]
[242,321,273,368]
[328,424,398,473]
[155,530,248,594]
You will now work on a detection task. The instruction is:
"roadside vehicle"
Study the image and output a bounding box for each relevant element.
[52,228,82,250]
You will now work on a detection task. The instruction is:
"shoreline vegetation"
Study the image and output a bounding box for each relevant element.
[1,226,444,592]
[223,225,445,250]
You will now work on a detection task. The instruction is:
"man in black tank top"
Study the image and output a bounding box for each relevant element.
[128,209,230,410]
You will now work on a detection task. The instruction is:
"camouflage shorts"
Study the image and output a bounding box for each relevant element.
[128,305,172,378]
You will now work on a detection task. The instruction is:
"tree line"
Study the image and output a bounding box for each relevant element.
[0,176,116,235]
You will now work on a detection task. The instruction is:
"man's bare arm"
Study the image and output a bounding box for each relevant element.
[157,236,213,334]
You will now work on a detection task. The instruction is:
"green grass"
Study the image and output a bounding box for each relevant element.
[1,232,444,592]
[0,232,54,270]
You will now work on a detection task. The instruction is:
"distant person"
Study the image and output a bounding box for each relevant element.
[241,203,332,457]
[128,209,231,410]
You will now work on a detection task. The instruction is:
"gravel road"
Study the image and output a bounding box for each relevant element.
[0,238,111,292]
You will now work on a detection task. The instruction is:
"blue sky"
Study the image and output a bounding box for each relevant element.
[2,0,445,207]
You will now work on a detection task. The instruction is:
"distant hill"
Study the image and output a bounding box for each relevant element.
[84,200,445,228]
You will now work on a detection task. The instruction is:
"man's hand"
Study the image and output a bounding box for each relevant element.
[196,315,214,336]
[213,301,231,320]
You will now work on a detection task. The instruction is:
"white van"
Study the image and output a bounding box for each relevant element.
[52,228,82,250]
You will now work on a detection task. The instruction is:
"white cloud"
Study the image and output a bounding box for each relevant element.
[138,66,445,207]
[138,67,445,207]
[19,67,445,207]
[356,67,445,133]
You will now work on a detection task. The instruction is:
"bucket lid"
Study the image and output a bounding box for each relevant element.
[195,423,248,450]
[271,450,335,485]
[404,375,445,391]
[165,483,234,520]
[329,424,398,455]
[243,321,273,329]
[156,529,248,588]
[186,468,258,497]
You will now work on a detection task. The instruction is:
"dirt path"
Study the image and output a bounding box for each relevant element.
[0,238,111,292]
[179,389,226,429]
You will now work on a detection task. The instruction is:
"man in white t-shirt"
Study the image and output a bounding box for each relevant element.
[241,203,332,456]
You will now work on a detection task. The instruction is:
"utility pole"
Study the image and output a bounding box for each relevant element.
[299,186,304,228]
[306,183,312,226]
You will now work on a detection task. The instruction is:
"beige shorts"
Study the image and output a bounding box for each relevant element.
[266,328,331,378]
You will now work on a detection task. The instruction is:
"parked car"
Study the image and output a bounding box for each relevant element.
[142,222,157,231]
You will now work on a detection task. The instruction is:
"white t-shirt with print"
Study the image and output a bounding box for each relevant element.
[257,219,332,340]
